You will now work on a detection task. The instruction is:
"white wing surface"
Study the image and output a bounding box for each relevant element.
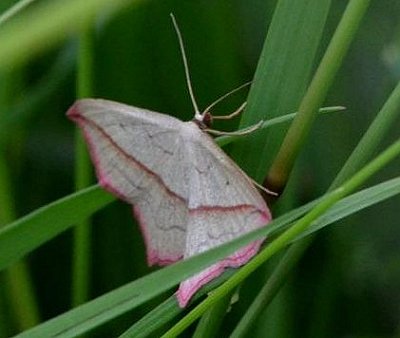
[67,99,189,264]
[176,122,271,306]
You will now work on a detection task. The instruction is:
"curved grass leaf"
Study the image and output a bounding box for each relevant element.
[160,140,400,337]
[113,177,400,338]
[0,186,114,271]
[231,0,332,181]
[117,271,236,338]
[267,0,371,189]
[300,176,400,239]
[331,80,400,187]
[232,79,400,338]
[14,172,400,338]
[232,1,375,335]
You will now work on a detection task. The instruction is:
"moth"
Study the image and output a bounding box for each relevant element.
[67,15,271,307]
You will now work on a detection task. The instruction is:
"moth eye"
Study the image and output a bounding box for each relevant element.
[203,112,213,128]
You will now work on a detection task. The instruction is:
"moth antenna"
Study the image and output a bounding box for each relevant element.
[170,13,201,119]
[203,81,252,114]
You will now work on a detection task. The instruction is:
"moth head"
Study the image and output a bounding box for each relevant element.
[193,110,213,130]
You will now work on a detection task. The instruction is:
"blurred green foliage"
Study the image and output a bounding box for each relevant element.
[0,0,399,337]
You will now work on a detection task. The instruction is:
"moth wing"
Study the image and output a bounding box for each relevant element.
[176,126,272,307]
[67,99,190,265]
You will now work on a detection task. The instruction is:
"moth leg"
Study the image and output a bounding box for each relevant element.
[205,119,264,136]
[212,102,247,120]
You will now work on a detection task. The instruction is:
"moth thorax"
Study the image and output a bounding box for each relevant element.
[193,111,213,130]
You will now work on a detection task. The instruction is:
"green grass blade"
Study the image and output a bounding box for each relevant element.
[0,152,40,329]
[232,76,400,336]
[300,176,400,239]
[267,0,372,190]
[118,297,180,338]
[0,67,40,329]
[0,186,114,271]
[231,0,332,181]
[231,179,400,337]
[12,215,300,337]
[231,0,373,334]
[14,170,400,338]
[2,170,399,293]
[0,130,398,338]
[71,22,95,308]
[229,236,314,338]
[192,291,232,338]
[118,271,236,338]
[161,139,400,337]
[0,2,396,337]
[331,80,400,188]
[3,263,39,330]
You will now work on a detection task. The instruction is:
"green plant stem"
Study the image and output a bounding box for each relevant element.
[0,72,40,330]
[231,0,332,181]
[71,24,94,307]
[0,153,40,330]
[161,138,400,338]
[267,0,371,191]
[3,264,40,330]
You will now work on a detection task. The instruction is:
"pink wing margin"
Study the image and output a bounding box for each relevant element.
[176,206,270,307]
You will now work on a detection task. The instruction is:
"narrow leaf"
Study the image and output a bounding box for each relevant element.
[231,0,332,181]
[0,186,114,271]
[14,169,400,338]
